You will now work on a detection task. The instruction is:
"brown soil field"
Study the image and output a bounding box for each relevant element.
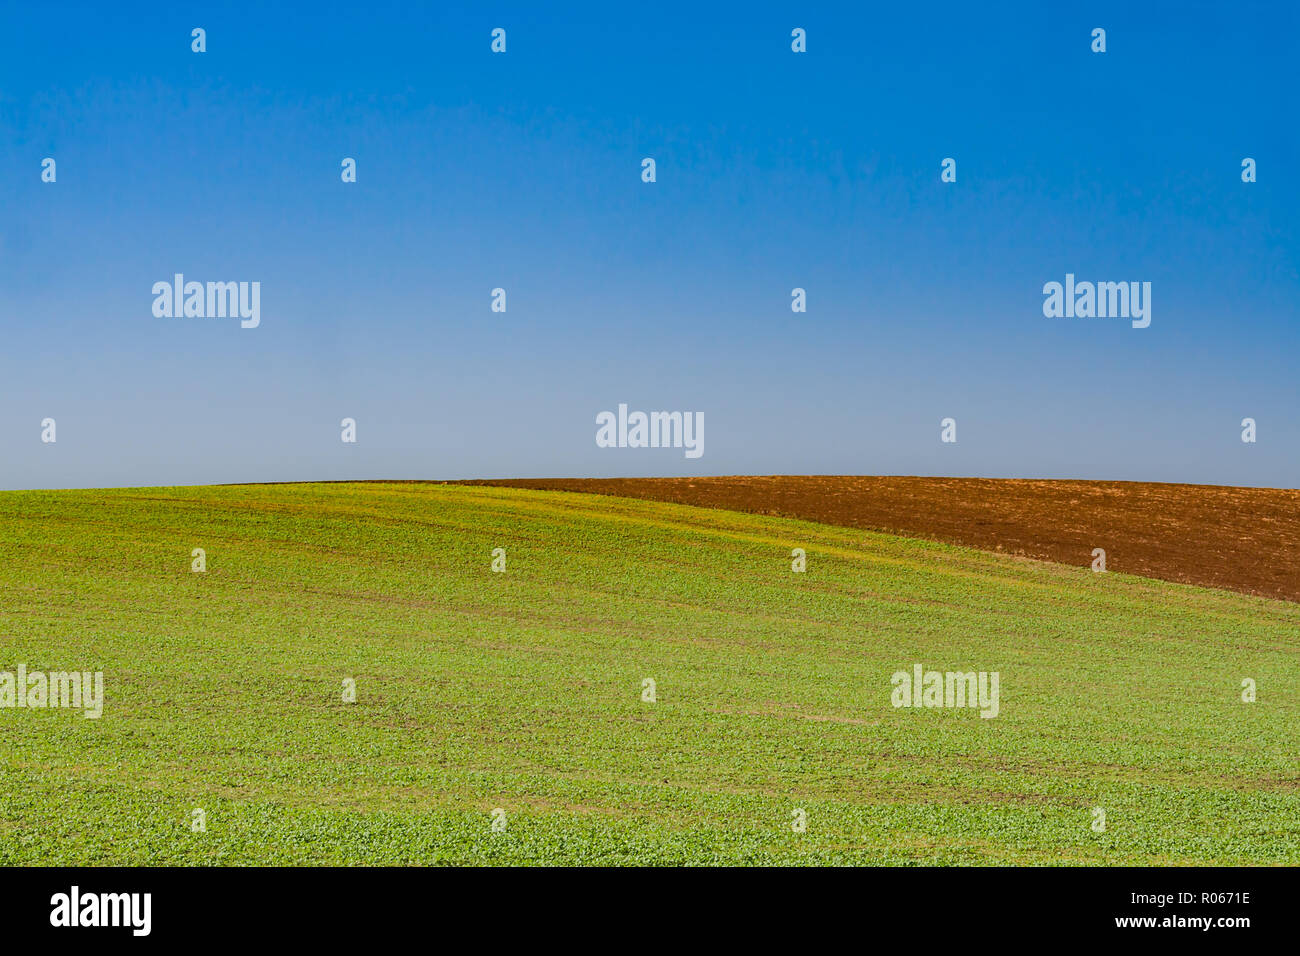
[455,476,1300,603]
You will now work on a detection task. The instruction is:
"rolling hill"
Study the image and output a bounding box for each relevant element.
[1,481,1296,865]
[458,476,1300,602]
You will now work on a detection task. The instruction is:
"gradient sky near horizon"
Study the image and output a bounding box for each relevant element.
[1,1,1297,490]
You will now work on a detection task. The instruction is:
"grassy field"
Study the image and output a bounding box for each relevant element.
[0,482,1296,865]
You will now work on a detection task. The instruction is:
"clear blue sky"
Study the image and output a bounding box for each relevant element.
[2,1,1296,489]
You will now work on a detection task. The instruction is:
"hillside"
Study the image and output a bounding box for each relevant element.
[1,482,1296,864]
[458,476,1300,602]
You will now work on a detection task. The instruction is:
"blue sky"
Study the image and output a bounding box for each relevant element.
[1,1,1296,489]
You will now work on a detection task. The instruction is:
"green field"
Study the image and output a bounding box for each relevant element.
[0,482,1296,865]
